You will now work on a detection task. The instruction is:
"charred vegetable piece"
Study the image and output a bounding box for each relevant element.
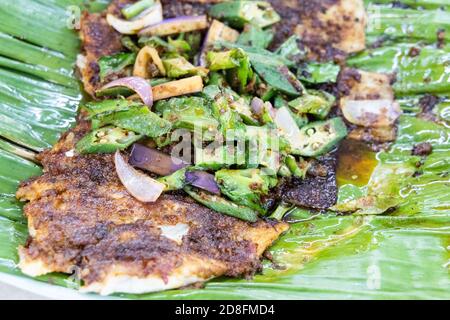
[231,95,259,126]
[288,90,336,120]
[298,62,341,84]
[237,23,274,49]
[211,92,247,137]
[155,97,218,134]
[129,143,189,176]
[278,164,292,178]
[185,171,221,195]
[219,42,295,68]
[207,48,252,91]
[270,203,293,221]
[163,57,209,78]
[200,20,240,66]
[83,99,142,119]
[195,145,243,170]
[95,106,172,138]
[207,50,243,71]
[274,95,288,109]
[209,1,280,29]
[292,118,348,157]
[247,148,281,176]
[184,186,258,222]
[167,36,194,58]
[285,155,310,179]
[98,52,136,81]
[275,35,305,62]
[76,126,142,154]
[121,36,140,53]
[252,62,302,96]
[158,168,187,191]
[288,107,309,128]
[122,0,155,20]
[245,126,291,154]
[139,36,175,52]
[203,85,258,126]
[215,168,276,214]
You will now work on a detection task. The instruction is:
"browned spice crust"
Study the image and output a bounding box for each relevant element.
[278,151,339,210]
[78,10,125,96]
[17,122,288,286]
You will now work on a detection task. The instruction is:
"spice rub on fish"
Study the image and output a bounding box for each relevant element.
[16,123,288,295]
[269,0,367,61]
[78,11,124,96]
[78,0,138,96]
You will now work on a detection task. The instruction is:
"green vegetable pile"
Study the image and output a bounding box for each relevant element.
[76,0,349,221]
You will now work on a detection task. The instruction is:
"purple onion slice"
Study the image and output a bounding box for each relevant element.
[129,144,189,176]
[251,97,276,118]
[115,151,165,202]
[185,171,220,195]
[98,77,153,107]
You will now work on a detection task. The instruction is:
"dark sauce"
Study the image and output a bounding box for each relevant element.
[336,139,378,187]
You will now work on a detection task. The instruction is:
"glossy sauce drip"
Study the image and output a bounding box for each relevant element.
[336,139,378,187]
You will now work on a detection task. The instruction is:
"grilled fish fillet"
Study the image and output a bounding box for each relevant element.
[270,0,367,60]
[16,122,288,295]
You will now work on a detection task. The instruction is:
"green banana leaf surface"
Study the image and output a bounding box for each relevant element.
[0,0,448,299]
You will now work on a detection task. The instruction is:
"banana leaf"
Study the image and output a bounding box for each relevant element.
[366,4,450,43]
[365,0,450,10]
[0,0,448,300]
[348,43,450,96]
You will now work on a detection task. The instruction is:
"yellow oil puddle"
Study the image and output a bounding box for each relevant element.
[337,139,378,187]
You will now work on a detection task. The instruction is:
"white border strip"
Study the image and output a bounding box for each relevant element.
[0,272,122,300]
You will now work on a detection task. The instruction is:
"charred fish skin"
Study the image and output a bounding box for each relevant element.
[269,0,367,61]
[16,123,288,295]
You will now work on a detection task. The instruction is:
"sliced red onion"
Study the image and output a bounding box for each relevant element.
[139,15,208,37]
[199,20,240,67]
[115,151,165,202]
[129,144,189,176]
[251,97,264,115]
[106,2,163,35]
[98,77,153,107]
[274,106,302,150]
[251,97,276,118]
[185,171,220,195]
[341,99,401,128]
